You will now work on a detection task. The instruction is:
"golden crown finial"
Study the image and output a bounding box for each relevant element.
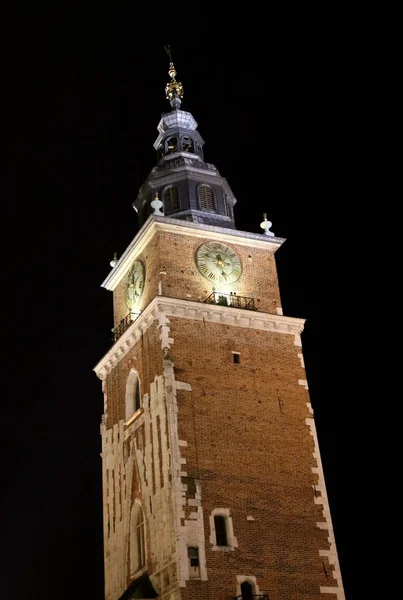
[164,45,183,105]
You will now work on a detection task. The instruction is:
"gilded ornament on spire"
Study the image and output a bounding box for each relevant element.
[165,62,184,102]
[164,45,183,106]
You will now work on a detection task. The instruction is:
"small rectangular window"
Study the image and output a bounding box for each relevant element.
[233,352,240,364]
[214,515,228,546]
[188,546,200,578]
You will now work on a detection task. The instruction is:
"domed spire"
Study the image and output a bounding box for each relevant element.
[164,45,183,109]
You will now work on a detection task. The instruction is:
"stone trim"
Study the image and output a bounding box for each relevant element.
[93,297,305,380]
[101,215,285,291]
[306,417,345,600]
[209,508,238,551]
[235,575,260,597]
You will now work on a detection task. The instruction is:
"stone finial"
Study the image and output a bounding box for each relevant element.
[110,252,118,268]
[260,213,275,237]
[150,192,164,216]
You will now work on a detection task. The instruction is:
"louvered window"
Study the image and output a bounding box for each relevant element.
[163,186,179,215]
[199,185,215,211]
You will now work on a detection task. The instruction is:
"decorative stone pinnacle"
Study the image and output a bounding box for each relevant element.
[260,213,275,237]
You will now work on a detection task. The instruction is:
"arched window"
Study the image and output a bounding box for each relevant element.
[209,508,238,550]
[241,581,253,600]
[163,185,179,215]
[166,137,178,153]
[125,370,141,421]
[130,502,145,575]
[181,136,194,152]
[199,184,215,211]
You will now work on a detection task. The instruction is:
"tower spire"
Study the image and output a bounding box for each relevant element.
[164,45,183,109]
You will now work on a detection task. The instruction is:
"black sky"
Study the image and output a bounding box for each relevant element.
[2,7,352,600]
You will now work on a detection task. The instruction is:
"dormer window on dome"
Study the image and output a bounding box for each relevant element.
[163,185,180,214]
[198,184,215,211]
[167,137,178,154]
[181,135,194,152]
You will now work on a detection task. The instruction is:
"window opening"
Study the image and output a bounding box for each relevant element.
[214,515,228,546]
[188,546,200,579]
[130,503,145,574]
[182,136,194,152]
[199,184,215,211]
[163,186,179,215]
[167,137,178,153]
[241,581,253,600]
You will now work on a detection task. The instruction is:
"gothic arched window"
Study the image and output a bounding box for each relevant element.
[163,185,179,215]
[198,184,215,211]
[125,370,141,421]
[166,137,178,153]
[130,502,145,575]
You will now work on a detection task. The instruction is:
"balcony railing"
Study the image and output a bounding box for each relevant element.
[112,292,257,344]
[204,292,257,311]
[233,595,269,600]
[112,313,137,343]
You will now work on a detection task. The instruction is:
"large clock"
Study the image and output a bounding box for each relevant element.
[125,260,145,310]
[195,241,242,284]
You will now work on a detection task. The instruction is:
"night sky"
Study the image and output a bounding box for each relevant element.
[2,7,352,600]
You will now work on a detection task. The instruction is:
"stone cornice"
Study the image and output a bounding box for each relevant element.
[101,216,286,291]
[93,296,305,380]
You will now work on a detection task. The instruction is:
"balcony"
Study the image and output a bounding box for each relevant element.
[112,292,257,344]
[233,595,269,600]
[233,594,270,600]
[112,313,138,343]
[204,291,257,311]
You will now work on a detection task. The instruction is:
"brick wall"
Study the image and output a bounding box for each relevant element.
[169,317,337,600]
[113,230,282,328]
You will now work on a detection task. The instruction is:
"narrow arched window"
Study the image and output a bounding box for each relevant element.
[130,502,145,574]
[181,136,194,152]
[166,137,178,153]
[214,515,228,546]
[199,184,215,211]
[163,185,179,215]
[125,370,141,421]
[241,581,253,600]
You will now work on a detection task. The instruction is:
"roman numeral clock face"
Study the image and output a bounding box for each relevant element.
[125,260,145,311]
[195,241,242,284]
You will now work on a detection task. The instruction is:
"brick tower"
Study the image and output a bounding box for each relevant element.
[94,59,345,600]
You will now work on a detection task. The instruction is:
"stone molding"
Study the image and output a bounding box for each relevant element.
[93,296,305,380]
[101,216,286,291]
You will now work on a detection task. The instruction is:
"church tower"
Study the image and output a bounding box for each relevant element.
[94,58,345,600]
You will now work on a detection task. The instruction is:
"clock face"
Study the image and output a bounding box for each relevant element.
[195,241,242,284]
[125,260,145,311]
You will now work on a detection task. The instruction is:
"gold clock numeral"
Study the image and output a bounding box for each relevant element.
[208,272,216,280]
[199,264,208,273]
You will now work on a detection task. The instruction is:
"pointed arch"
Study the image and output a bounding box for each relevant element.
[130,501,146,575]
[125,369,141,421]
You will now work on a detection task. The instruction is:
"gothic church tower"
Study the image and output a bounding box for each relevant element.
[94,59,345,600]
